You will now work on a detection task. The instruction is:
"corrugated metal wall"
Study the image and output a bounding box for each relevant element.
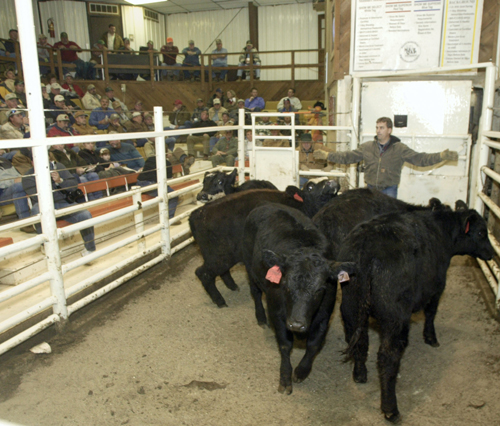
[259,3,319,81]
[166,8,250,65]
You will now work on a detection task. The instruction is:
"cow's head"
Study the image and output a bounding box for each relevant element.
[455,207,494,261]
[196,169,238,203]
[263,248,355,333]
[285,178,340,218]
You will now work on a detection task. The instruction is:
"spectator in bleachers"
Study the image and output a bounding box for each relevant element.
[0,93,20,125]
[210,111,234,151]
[105,87,127,111]
[278,88,302,111]
[62,74,84,99]
[78,142,133,179]
[1,69,16,94]
[107,113,127,134]
[191,98,206,122]
[101,24,124,51]
[50,94,79,124]
[47,114,78,137]
[48,82,64,103]
[168,99,191,129]
[23,154,97,258]
[12,148,33,175]
[4,29,18,56]
[279,115,293,136]
[237,40,261,81]
[297,132,332,185]
[89,97,115,131]
[37,34,52,76]
[82,84,101,111]
[229,99,250,125]
[41,83,51,108]
[245,88,265,112]
[90,40,106,65]
[144,113,154,131]
[208,88,225,109]
[127,100,144,119]
[263,125,290,147]
[111,101,130,126]
[244,128,256,156]
[160,37,180,81]
[0,158,31,227]
[13,80,26,106]
[225,90,237,111]
[211,39,228,82]
[257,114,272,136]
[186,110,218,159]
[0,110,29,139]
[125,112,148,147]
[143,141,194,174]
[211,130,238,167]
[73,111,97,136]
[182,40,201,82]
[121,38,133,53]
[106,136,145,171]
[278,98,297,113]
[137,156,178,218]
[53,32,95,80]
[209,99,227,122]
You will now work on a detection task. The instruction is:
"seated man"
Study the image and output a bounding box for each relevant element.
[0,157,31,230]
[257,113,272,136]
[22,155,97,258]
[105,87,127,111]
[13,80,26,107]
[208,88,225,108]
[208,99,227,123]
[211,40,228,82]
[89,97,115,131]
[82,84,101,111]
[111,101,130,127]
[278,98,297,113]
[72,111,97,136]
[0,110,29,139]
[229,99,251,125]
[143,141,194,174]
[105,135,145,171]
[160,37,181,81]
[107,113,128,134]
[263,125,290,147]
[191,98,206,122]
[297,132,332,186]
[53,32,95,80]
[47,114,78,137]
[137,156,178,219]
[49,94,79,124]
[186,110,218,159]
[211,111,234,151]
[0,93,20,125]
[124,112,149,147]
[181,40,201,81]
[62,73,84,99]
[277,88,302,111]
[237,40,261,81]
[78,142,134,179]
[245,87,265,112]
[211,130,238,167]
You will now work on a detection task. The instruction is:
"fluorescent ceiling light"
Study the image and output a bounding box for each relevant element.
[125,0,167,5]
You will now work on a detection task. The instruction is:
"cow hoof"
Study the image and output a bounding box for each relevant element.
[384,411,401,424]
[425,338,440,347]
[217,302,228,308]
[293,366,311,383]
[278,384,293,395]
[353,364,367,383]
[258,322,268,329]
[231,285,240,292]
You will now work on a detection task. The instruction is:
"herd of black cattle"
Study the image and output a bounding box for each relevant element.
[188,170,494,423]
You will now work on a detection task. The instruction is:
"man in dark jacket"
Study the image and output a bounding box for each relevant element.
[314,116,459,198]
[186,110,218,159]
[22,158,96,257]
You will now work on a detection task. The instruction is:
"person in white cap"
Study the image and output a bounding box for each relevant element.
[0,109,29,140]
[208,98,227,122]
[50,94,78,123]
[182,40,201,81]
[0,93,19,125]
[47,114,78,137]
[82,84,102,111]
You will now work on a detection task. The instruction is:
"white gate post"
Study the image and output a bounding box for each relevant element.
[16,0,68,320]
[238,108,246,186]
[154,106,170,258]
[350,76,361,189]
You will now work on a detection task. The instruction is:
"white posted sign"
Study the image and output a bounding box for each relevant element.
[351,0,484,73]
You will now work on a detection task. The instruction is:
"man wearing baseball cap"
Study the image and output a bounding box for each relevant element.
[297,132,333,186]
[191,98,206,122]
[0,93,19,125]
[62,73,84,98]
[124,112,148,147]
[0,110,29,140]
[105,87,127,111]
[82,84,102,111]
[53,32,95,79]
[37,34,52,76]
[89,97,115,130]
[211,39,228,82]
[73,111,97,136]
[182,40,201,81]
[47,114,78,138]
[50,94,78,124]
[160,37,180,81]
[107,113,127,134]
[237,40,261,81]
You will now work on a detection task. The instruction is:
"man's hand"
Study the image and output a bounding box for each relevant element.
[51,171,62,183]
[313,149,329,160]
[215,151,225,156]
[76,167,86,176]
[440,149,459,161]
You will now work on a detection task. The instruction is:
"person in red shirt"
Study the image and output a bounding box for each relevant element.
[53,32,95,79]
[61,73,84,98]
[160,37,180,81]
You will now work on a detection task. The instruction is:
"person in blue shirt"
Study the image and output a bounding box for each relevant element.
[211,39,228,82]
[244,87,265,112]
[89,97,115,130]
[182,40,201,81]
[106,135,145,171]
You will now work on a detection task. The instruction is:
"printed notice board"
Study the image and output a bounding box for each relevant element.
[351,0,484,73]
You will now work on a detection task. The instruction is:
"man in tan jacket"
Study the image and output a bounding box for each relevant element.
[0,110,29,140]
[72,111,97,135]
[100,24,124,51]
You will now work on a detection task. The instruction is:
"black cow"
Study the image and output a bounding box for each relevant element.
[196,169,277,203]
[338,202,493,422]
[242,203,355,394]
[313,188,447,258]
[189,178,340,307]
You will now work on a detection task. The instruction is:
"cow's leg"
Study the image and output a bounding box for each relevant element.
[220,270,240,291]
[377,321,409,423]
[341,284,369,383]
[249,281,267,327]
[268,297,294,394]
[423,293,441,347]
[195,265,227,308]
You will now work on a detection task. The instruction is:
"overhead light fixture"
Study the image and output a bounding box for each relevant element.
[125,0,167,5]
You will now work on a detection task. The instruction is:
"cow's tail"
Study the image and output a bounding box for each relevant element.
[343,267,372,361]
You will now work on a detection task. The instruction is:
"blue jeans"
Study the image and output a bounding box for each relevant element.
[0,183,30,219]
[209,137,219,151]
[31,201,96,252]
[237,62,261,79]
[183,68,200,79]
[77,172,102,201]
[161,63,181,78]
[1,150,18,161]
[136,180,178,218]
[367,184,398,199]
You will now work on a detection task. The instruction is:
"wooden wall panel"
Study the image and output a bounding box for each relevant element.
[479,0,500,64]
[333,0,351,80]
[77,80,325,113]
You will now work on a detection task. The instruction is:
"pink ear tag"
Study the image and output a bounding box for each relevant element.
[294,193,304,202]
[465,221,470,234]
[266,265,282,284]
[338,271,350,283]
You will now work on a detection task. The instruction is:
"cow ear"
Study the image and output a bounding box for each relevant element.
[429,197,443,211]
[285,185,304,202]
[462,211,479,234]
[329,261,356,282]
[455,200,469,211]
[229,168,237,183]
[204,171,210,178]
[262,249,285,270]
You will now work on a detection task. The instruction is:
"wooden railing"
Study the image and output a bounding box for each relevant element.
[0,38,22,74]
[6,43,323,89]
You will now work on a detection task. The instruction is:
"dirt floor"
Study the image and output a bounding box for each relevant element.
[0,245,499,426]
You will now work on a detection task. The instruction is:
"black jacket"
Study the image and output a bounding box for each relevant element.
[138,156,172,183]
[191,119,218,137]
